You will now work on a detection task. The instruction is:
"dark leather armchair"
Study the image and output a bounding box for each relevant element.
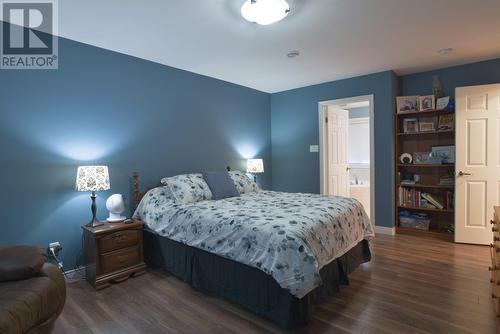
[0,246,66,334]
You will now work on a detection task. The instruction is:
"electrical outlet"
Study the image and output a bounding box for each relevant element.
[49,242,60,249]
[48,241,62,257]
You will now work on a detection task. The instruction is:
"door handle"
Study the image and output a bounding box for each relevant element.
[346,167,351,172]
[458,171,472,177]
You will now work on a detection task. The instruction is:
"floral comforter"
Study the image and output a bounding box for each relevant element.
[134,189,374,298]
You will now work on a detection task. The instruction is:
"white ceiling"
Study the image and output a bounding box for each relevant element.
[56,0,500,93]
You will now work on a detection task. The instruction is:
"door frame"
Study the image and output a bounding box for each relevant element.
[318,94,375,225]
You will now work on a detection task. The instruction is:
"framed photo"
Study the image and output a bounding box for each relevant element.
[397,96,419,114]
[418,116,437,132]
[413,152,431,164]
[403,118,419,133]
[419,95,435,111]
[431,145,455,164]
[436,96,450,110]
[438,114,454,130]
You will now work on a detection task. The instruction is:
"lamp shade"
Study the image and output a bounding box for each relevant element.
[247,159,264,173]
[76,166,110,192]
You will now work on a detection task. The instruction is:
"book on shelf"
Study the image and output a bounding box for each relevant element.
[398,187,445,210]
[439,174,454,185]
[421,193,444,209]
[446,191,454,210]
[398,187,424,208]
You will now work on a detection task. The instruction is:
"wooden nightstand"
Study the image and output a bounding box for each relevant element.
[82,220,146,290]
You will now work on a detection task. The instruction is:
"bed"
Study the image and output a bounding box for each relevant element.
[132,171,374,328]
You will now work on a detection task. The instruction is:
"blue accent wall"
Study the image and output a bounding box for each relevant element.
[400,58,500,97]
[271,71,398,227]
[2,26,498,270]
[0,36,271,269]
[270,58,500,229]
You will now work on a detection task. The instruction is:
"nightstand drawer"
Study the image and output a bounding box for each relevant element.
[100,246,140,273]
[99,230,139,253]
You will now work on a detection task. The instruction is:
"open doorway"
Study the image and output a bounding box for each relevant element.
[319,95,375,223]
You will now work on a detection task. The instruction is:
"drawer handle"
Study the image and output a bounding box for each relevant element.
[489,266,499,271]
[117,255,129,263]
[492,220,496,225]
[495,237,500,242]
[113,234,126,242]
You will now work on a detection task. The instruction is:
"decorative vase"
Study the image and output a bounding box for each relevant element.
[432,75,444,98]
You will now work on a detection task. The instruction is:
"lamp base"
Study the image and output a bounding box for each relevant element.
[86,219,104,228]
[86,192,104,227]
[107,214,126,223]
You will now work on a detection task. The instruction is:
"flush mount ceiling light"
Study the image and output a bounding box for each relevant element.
[241,0,290,26]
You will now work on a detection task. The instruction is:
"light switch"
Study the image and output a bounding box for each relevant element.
[310,145,319,153]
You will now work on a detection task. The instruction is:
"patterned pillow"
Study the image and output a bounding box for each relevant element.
[228,170,260,194]
[133,186,174,220]
[161,173,213,203]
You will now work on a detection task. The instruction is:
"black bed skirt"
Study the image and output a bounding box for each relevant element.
[144,230,371,328]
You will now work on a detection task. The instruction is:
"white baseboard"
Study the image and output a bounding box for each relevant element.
[375,225,395,235]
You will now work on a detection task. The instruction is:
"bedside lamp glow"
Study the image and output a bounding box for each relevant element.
[76,166,110,227]
[247,159,264,182]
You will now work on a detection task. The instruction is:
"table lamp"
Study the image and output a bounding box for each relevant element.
[76,166,110,227]
[247,159,264,182]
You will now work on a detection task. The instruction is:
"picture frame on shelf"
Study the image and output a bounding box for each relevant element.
[403,118,419,133]
[431,145,455,164]
[419,95,435,111]
[418,116,437,132]
[413,152,431,164]
[436,96,450,110]
[397,96,419,114]
[438,114,454,131]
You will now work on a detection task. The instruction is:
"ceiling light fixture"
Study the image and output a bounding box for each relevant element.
[241,0,290,26]
[287,50,300,58]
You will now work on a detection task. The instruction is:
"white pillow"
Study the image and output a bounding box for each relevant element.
[161,173,213,203]
[228,170,260,194]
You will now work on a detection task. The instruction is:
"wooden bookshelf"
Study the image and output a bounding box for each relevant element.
[397,183,454,189]
[397,129,454,136]
[397,205,454,213]
[394,106,455,240]
[395,227,454,242]
[396,108,450,117]
[397,164,454,168]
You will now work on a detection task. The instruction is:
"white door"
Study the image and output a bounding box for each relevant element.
[327,106,349,196]
[455,84,500,245]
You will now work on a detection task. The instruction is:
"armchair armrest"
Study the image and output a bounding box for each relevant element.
[0,246,48,282]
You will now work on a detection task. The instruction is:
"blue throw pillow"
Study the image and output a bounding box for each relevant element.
[202,171,240,200]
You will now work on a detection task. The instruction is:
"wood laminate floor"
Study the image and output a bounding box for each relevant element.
[54,234,497,334]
